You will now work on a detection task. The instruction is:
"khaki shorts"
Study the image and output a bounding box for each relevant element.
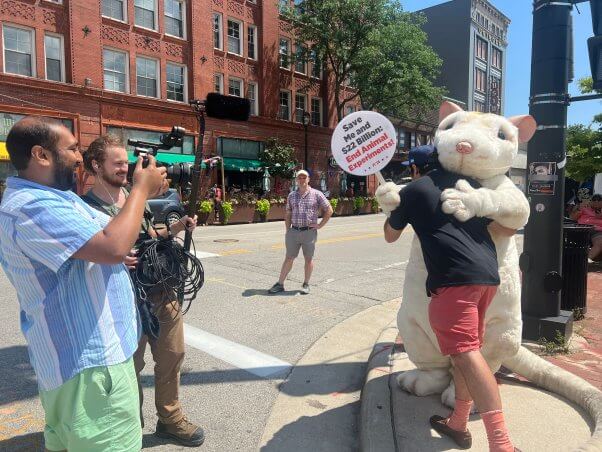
[285,228,318,259]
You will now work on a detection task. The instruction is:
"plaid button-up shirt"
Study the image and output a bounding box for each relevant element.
[286,187,330,227]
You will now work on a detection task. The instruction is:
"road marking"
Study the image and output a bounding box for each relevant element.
[205,277,248,289]
[183,324,292,378]
[195,251,220,259]
[219,248,252,256]
[271,232,383,250]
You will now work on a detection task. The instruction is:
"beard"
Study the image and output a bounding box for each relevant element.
[52,157,77,191]
[102,172,128,189]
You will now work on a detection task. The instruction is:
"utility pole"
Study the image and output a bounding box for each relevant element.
[520,0,574,341]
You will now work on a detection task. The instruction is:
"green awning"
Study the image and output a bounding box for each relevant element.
[222,158,262,172]
[127,151,200,165]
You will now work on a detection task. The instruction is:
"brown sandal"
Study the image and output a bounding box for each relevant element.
[429,415,472,449]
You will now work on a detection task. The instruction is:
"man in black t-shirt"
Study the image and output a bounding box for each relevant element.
[377,163,519,451]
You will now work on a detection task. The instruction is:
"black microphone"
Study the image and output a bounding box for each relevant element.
[204,93,251,121]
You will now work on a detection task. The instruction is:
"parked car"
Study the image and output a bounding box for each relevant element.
[147,188,186,225]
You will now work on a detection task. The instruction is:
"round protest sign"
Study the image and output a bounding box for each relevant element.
[330,111,397,177]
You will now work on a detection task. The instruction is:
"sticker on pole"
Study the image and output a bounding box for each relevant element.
[331,111,397,176]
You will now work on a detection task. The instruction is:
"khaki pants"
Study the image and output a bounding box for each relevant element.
[133,289,185,425]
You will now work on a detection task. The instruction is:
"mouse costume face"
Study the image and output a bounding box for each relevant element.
[434,101,536,180]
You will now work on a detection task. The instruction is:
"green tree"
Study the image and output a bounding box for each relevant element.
[259,138,297,178]
[565,77,602,181]
[285,0,443,121]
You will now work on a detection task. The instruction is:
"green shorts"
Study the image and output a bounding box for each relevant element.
[39,358,141,452]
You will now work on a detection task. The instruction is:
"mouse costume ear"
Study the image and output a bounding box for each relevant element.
[508,115,537,143]
[439,101,463,122]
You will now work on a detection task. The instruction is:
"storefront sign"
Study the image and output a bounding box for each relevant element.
[0,142,9,161]
[330,111,397,177]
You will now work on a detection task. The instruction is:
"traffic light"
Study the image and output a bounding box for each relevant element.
[589,0,602,89]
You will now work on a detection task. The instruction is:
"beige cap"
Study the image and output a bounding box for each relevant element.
[295,169,309,178]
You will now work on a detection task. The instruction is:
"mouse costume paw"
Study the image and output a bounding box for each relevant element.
[376,182,402,217]
[441,179,482,222]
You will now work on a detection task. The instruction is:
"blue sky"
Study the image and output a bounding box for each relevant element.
[402,0,600,125]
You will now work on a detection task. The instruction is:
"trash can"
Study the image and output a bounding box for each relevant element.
[561,223,594,314]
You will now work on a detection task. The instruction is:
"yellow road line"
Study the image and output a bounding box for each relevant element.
[206,277,248,289]
[271,232,384,249]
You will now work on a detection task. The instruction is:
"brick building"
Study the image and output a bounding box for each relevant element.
[0,0,444,198]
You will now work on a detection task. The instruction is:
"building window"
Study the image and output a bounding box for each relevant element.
[134,0,156,30]
[279,38,290,69]
[295,93,306,123]
[44,34,64,82]
[475,67,487,93]
[311,97,322,126]
[109,126,195,154]
[295,43,306,74]
[492,47,502,70]
[213,13,223,50]
[278,0,288,14]
[396,128,405,152]
[228,77,243,97]
[214,73,223,93]
[247,25,257,60]
[310,49,321,78]
[3,25,35,77]
[166,63,186,102]
[475,36,487,61]
[279,90,290,120]
[136,56,159,97]
[420,134,428,145]
[247,82,258,116]
[103,48,128,93]
[474,100,486,112]
[345,105,355,117]
[165,0,184,38]
[404,132,412,149]
[102,0,126,21]
[227,19,242,55]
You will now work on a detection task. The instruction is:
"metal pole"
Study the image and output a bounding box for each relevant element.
[184,104,206,252]
[221,158,226,203]
[304,122,308,170]
[520,0,573,341]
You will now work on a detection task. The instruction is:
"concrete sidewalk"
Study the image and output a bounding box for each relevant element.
[360,268,602,452]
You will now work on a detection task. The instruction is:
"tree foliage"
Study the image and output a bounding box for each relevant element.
[285,0,443,121]
[566,124,602,182]
[259,138,297,179]
[577,77,602,124]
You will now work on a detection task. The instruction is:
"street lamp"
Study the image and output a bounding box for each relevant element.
[302,111,311,170]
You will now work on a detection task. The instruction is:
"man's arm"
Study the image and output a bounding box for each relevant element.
[284,209,292,229]
[488,221,517,237]
[73,157,167,264]
[315,204,333,229]
[384,219,404,243]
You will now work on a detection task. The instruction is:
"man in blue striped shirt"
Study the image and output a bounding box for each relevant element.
[0,117,167,451]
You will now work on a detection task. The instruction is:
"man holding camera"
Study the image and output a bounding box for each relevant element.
[82,135,204,448]
[0,117,168,451]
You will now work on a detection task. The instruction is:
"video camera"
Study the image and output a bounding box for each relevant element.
[128,126,193,186]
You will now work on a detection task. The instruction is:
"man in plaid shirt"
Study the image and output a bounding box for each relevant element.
[269,170,333,294]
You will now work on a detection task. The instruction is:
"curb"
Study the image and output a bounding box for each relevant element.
[359,322,398,452]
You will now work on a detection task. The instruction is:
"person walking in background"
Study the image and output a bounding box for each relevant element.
[269,169,333,295]
[571,193,602,261]
[0,117,167,452]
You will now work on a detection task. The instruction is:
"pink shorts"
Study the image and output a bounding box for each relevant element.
[428,285,498,356]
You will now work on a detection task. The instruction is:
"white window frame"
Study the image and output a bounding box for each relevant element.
[294,43,306,75]
[44,32,65,83]
[247,25,258,60]
[136,55,160,98]
[279,38,290,70]
[2,24,36,78]
[294,93,306,123]
[310,97,322,127]
[310,49,321,79]
[247,82,258,116]
[278,90,291,121]
[214,73,224,94]
[103,47,129,93]
[228,76,243,97]
[134,0,158,31]
[227,18,243,56]
[102,0,128,23]
[166,62,187,103]
[164,0,186,40]
[213,13,223,50]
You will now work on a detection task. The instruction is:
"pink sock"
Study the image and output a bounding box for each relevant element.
[481,410,514,452]
[446,398,472,432]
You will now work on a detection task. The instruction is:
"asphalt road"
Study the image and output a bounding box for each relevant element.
[0,213,414,452]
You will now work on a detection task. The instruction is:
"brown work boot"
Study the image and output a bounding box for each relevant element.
[155,417,205,447]
[430,415,472,449]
